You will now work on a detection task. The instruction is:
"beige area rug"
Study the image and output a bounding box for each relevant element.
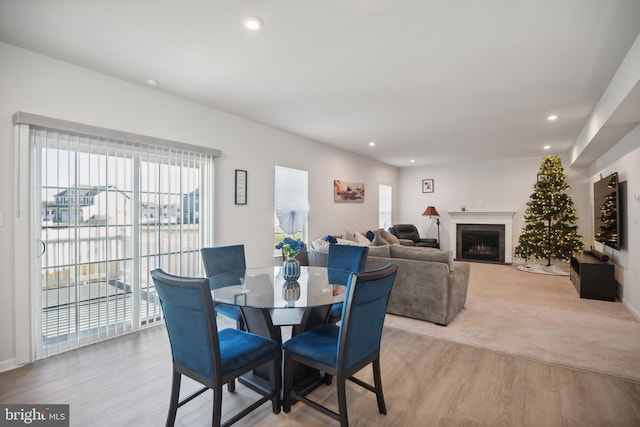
[384,262,640,383]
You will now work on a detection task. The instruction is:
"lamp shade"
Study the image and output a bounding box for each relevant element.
[422,206,440,217]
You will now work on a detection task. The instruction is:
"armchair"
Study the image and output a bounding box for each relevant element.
[388,224,439,248]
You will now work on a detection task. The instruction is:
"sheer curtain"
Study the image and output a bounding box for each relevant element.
[379,184,393,230]
[275,166,309,235]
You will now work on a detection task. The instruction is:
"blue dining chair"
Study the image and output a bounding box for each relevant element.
[282,263,398,427]
[150,268,281,427]
[326,244,369,324]
[201,245,246,331]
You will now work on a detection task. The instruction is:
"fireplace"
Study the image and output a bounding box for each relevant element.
[448,211,515,264]
[457,224,505,263]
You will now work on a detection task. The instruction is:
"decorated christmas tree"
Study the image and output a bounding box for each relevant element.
[515,155,584,266]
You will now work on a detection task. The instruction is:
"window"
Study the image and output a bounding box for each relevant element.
[14,113,218,361]
[274,166,309,254]
[379,184,392,230]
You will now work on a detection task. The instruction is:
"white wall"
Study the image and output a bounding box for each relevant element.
[0,42,398,369]
[397,155,590,260]
[574,32,640,320]
[588,125,640,319]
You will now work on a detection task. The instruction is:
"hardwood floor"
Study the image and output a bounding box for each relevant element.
[1,324,639,426]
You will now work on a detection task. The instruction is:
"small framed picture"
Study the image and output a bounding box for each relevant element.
[422,179,434,193]
[235,169,247,205]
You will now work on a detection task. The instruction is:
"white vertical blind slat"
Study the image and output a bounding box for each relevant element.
[32,125,214,359]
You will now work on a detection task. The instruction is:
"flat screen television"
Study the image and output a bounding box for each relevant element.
[593,172,620,250]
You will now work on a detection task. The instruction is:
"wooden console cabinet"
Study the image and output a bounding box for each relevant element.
[569,253,615,301]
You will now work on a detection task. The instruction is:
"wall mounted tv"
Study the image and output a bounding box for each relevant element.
[593,172,620,250]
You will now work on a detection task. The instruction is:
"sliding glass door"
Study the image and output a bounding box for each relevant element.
[34,126,213,358]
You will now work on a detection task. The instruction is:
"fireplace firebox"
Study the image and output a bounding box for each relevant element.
[456,224,506,264]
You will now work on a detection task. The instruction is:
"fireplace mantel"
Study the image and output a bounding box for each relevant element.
[448,211,516,263]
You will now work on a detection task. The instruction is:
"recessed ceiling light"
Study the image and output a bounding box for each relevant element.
[243,16,263,31]
[368,141,376,147]
[146,79,157,87]
[543,145,551,150]
[410,159,415,163]
[547,114,558,121]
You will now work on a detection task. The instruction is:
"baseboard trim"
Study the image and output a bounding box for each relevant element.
[622,299,640,321]
[0,358,18,373]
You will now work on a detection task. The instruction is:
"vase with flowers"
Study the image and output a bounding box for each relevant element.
[276,237,305,281]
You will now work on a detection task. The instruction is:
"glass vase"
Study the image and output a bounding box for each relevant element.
[282,256,301,281]
[282,281,301,303]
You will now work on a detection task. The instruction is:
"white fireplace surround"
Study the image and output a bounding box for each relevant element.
[449,211,516,263]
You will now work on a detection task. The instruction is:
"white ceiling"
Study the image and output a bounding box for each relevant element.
[1,0,639,167]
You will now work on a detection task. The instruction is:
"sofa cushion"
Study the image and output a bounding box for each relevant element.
[367,245,391,257]
[390,245,454,271]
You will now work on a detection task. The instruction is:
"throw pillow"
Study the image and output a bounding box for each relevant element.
[379,229,401,245]
[342,228,358,243]
[366,230,375,241]
[336,238,360,246]
[310,238,330,252]
[324,235,338,244]
[354,231,371,246]
[370,232,390,246]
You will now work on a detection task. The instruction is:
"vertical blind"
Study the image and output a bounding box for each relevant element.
[25,120,216,358]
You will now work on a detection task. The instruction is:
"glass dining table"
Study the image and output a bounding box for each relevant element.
[209,265,351,394]
[209,265,349,342]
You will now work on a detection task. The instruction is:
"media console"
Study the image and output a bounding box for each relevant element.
[569,252,615,301]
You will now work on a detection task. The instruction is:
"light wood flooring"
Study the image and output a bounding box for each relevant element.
[1,323,639,427]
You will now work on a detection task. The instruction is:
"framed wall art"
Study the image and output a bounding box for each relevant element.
[235,169,247,205]
[422,179,434,193]
[334,180,365,202]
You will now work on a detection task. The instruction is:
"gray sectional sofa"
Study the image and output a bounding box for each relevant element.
[309,244,470,325]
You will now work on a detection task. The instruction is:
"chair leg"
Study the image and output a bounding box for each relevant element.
[227,379,235,392]
[236,317,246,331]
[212,384,223,427]
[282,351,293,413]
[323,372,333,385]
[166,371,181,427]
[337,374,349,427]
[372,359,387,415]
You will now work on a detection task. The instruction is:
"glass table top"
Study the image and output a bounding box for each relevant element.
[209,266,349,309]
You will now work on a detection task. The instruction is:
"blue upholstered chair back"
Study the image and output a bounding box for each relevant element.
[338,263,397,370]
[201,245,246,289]
[327,244,369,285]
[151,269,219,382]
[201,245,246,276]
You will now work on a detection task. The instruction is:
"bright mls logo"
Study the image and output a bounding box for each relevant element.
[0,405,69,426]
